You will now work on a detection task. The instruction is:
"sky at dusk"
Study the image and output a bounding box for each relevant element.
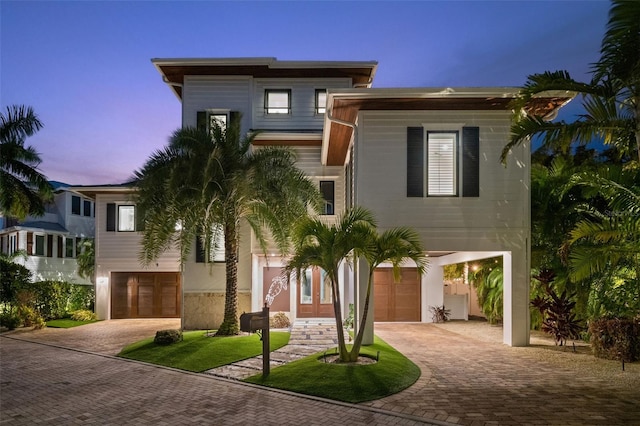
[1,0,611,185]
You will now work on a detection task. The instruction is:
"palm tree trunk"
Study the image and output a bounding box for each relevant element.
[348,267,375,362]
[216,220,239,336]
[330,267,349,361]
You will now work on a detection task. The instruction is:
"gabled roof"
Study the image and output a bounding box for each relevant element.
[5,221,68,234]
[322,87,574,166]
[152,57,378,100]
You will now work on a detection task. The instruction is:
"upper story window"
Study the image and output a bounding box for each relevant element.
[265,89,291,114]
[106,203,141,232]
[83,200,92,217]
[72,195,81,215]
[319,180,335,215]
[117,205,135,232]
[315,89,327,114]
[427,132,458,196]
[407,126,480,198]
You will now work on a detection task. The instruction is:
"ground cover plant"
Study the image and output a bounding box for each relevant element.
[46,318,98,328]
[243,335,420,403]
[118,331,289,372]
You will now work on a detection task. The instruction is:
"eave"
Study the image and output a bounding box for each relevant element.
[152,57,378,100]
[322,88,574,166]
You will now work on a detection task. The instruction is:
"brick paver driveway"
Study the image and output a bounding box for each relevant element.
[0,321,438,426]
[368,323,640,426]
[1,320,638,425]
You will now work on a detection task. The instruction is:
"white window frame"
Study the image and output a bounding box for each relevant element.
[423,123,464,198]
[207,110,229,133]
[117,205,136,232]
[315,89,327,114]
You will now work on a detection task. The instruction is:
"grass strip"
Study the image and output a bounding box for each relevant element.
[118,331,289,372]
[45,319,98,328]
[243,335,420,403]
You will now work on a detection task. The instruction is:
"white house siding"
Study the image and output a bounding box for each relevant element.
[182,76,253,130]
[354,110,531,346]
[181,224,252,329]
[94,193,180,320]
[253,78,352,130]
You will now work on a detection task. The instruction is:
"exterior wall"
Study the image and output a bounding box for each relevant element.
[94,192,180,320]
[183,291,251,330]
[354,109,531,346]
[182,76,253,130]
[253,78,351,130]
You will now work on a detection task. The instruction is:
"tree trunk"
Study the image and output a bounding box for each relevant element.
[348,268,375,362]
[330,267,349,362]
[216,220,239,336]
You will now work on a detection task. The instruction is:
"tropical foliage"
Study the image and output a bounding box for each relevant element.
[0,105,52,219]
[504,0,640,338]
[285,206,426,362]
[134,115,320,335]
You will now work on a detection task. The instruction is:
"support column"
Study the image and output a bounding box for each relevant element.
[502,250,530,346]
[423,263,444,322]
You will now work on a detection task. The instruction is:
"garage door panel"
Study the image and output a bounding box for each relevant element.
[373,267,420,322]
[111,272,180,319]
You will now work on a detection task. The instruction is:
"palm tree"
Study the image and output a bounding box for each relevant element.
[286,207,427,362]
[502,0,640,165]
[76,239,95,283]
[285,207,376,361]
[134,115,321,335]
[564,166,640,316]
[351,227,426,361]
[0,105,52,219]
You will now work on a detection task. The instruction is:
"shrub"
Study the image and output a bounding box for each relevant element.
[0,312,21,330]
[429,305,451,323]
[532,289,583,346]
[154,329,182,345]
[71,309,96,321]
[68,285,94,311]
[589,317,640,362]
[343,303,354,330]
[269,312,291,329]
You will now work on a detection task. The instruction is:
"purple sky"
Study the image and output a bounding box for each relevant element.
[1,1,610,185]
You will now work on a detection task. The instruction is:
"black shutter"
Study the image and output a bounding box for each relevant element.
[462,127,480,197]
[197,111,207,132]
[106,203,116,232]
[407,127,424,197]
[195,235,205,263]
[135,206,145,232]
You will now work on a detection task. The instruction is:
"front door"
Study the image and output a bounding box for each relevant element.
[297,267,333,318]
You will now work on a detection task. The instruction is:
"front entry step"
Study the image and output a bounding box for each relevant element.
[289,320,343,346]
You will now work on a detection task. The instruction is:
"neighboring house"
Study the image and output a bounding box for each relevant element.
[0,182,95,285]
[76,57,572,346]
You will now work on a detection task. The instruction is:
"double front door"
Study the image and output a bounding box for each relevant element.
[297,267,333,318]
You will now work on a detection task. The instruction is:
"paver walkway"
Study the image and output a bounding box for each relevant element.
[205,319,342,379]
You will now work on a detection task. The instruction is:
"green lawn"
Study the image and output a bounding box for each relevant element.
[243,336,421,403]
[45,319,99,328]
[118,331,290,372]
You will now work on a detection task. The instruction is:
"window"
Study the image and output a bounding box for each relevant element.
[265,89,291,114]
[117,205,135,232]
[195,224,225,263]
[72,196,81,215]
[35,234,45,256]
[83,200,91,217]
[427,132,458,196]
[65,237,74,258]
[315,89,327,114]
[407,126,480,198]
[319,181,335,215]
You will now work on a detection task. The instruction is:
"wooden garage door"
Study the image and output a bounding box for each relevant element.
[374,267,421,322]
[111,272,180,319]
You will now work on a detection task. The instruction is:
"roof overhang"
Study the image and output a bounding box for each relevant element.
[152,57,379,100]
[67,185,136,199]
[322,88,574,166]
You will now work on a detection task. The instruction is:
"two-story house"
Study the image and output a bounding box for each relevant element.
[77,57,571,346]
[0,182,95,285]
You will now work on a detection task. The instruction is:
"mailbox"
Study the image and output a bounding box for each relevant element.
[240,311,267,333]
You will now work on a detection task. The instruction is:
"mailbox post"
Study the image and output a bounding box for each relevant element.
[240,304,270,377]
